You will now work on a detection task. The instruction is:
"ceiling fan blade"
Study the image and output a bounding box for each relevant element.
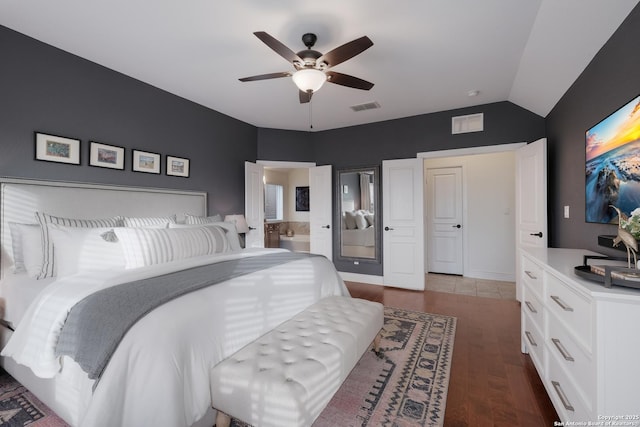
[299,90,312,104]
[326,71,374,90]
[239,72,292,82]
[253,31,303,65]
[317,36,373,68]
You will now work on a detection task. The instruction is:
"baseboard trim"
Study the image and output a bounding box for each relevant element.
[339,272,384,286]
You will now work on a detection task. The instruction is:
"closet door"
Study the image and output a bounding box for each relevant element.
[309,165,333,259]
[382,158,424,290]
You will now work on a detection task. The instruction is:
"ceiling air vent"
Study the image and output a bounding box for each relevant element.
[350,101,381,112]
[451,113,483,134]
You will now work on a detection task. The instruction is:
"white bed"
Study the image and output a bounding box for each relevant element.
[0,178,348,427]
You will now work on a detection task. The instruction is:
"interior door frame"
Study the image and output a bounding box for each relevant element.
[418,142,527,276]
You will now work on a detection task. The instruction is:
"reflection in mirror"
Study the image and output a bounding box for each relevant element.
[337,166,380,262]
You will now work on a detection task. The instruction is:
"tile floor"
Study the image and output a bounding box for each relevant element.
[425,273,517,300]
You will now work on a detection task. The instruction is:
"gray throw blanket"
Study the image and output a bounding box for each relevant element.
[55,251,318,381]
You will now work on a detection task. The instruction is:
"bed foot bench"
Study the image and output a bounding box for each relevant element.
[210,296,384,427]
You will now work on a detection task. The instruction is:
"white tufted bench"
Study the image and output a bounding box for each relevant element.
[210,296,384,427]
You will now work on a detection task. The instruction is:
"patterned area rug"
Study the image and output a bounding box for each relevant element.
[0,370,68,426]
[232,306,457,427]
[0,307,456,427]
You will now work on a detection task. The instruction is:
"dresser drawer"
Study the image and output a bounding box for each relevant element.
[521,255,543,300]
[522,314,545,374]
[547,311,594,409]
[547,356,591,422]
[546,273,592,350]
[522,284,544,332]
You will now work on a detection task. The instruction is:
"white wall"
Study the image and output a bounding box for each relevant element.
[424,151,516,281]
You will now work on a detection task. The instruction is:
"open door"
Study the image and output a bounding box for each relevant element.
[515,138,547,300]
[309,165,332,259]
[244,161,264,248]
[382,158,425,290]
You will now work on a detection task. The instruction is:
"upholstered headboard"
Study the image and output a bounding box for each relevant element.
[0,178,207,281]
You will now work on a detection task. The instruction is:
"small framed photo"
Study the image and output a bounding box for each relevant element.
[166,155,190,178]
[89,141,125,169]
[35,132,81,165]
[132,149,160,174]
[296,186,310,211]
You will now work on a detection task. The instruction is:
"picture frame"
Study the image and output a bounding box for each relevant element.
[132,149,161,174]
[89,141,125,170]
[166,155,190,178]
[34,132,81,165]
[296,186,310,211]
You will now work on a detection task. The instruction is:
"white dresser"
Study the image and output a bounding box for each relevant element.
[520,247,640,422]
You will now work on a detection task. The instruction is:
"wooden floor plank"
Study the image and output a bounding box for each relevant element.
[346,282,559,426]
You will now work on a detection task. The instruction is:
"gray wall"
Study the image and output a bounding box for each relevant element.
[0,25,257,216]
[258,101,545,275]
[546,3,640,255]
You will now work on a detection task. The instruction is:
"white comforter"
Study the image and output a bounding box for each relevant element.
[2,248,349,427]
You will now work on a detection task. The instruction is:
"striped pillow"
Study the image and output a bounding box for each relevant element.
[34,212,123,279]
[184,214,222,225]
[123,215,177,228]
[114,225,230,269]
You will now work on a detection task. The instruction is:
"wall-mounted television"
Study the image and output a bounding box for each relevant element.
[586,94,640,223]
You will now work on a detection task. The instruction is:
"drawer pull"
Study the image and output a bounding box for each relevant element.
[551,381,575,412]
[551,338,575,362]
[524,270,537,280]
[525,331,537,347]
[550,295,574,312]
[525,301,537,314]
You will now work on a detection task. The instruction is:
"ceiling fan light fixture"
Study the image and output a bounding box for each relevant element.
[292,68,326,93]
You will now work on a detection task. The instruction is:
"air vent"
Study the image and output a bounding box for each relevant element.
[350,101,381,112]
[452,113,483,134]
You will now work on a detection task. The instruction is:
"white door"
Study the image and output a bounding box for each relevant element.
[515,138,547,300]
[427,167,463,274]
[244,161,264,248]
[309,165,332,259]
[383,158,425,290]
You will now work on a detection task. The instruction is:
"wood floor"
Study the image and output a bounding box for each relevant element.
[345,281,559,427]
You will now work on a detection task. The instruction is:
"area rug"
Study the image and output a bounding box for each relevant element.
[0,370,68,426]
[232,306,457,427]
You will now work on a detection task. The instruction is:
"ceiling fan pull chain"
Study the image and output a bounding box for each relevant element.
[309,93,313,129]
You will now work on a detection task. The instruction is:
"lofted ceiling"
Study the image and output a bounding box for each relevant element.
[1,1,638,132]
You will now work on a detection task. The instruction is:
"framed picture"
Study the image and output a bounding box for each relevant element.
[34,132,80,165]
[89,141,125,169]
[296,186,310,211]
[132,149,160,174]
[166,155,190,178]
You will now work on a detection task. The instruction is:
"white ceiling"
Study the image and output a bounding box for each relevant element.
[1,1,638,132]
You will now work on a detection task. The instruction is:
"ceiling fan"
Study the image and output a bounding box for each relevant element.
[239,31,374,103]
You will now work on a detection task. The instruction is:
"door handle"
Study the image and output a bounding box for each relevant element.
[529,232,543,238]
[384,226,394,231]
[248,226,256,230]
[452,224,461,229]
[321,225,330,229]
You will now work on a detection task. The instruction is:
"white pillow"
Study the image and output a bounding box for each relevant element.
[9,222,42,277]
[123,215,176,228]
[34,212,123,279]
[344,211,357,230]
[364,213,375,227]
[170,222,242,251]
[114,225,230,269]
[48,225,126,277]
[354,211,368,230]
[184,214,222,225]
